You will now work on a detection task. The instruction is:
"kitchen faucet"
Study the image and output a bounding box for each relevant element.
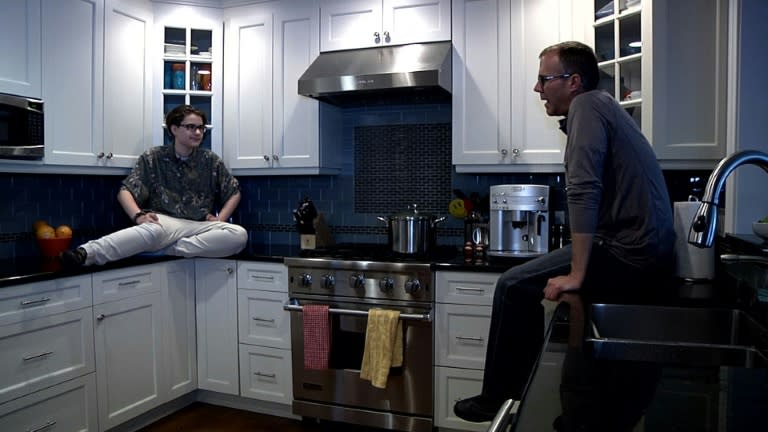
[688,150,768,248]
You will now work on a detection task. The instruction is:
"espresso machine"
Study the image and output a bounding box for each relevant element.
[488,184,549,257]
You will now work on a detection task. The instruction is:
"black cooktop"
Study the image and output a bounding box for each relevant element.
[298,243,459,263]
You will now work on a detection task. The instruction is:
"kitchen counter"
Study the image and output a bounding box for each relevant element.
[512,298,768,431]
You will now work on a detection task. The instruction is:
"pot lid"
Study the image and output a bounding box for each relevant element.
[391,204,435,220]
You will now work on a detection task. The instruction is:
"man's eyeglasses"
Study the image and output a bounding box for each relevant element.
[178,123,207,133]
[538,73,572,87]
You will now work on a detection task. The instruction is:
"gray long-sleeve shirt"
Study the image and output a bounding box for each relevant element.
[564,90,674,269]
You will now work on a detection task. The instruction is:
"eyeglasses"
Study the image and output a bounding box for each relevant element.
[538,73,572,87]
[178,123,207,133]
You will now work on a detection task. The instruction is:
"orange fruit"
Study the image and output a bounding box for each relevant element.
[32,220,49,232]
[55,225,73,238]
[36,225,56,239]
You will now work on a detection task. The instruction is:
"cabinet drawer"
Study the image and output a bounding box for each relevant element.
[435,303,491,369]
[435,366,500,431]
[0,274,92,326]
[237,261,288,292]
[435,271,500,306]
[93,263,162,304]
[0,373,98,431]
[0,308,95,404]
[237,290,290,349]
[238,344,292,405]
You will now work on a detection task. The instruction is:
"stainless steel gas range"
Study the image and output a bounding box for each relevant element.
[283,245,456,432]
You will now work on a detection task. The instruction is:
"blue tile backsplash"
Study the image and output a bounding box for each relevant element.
[0,102,711,259]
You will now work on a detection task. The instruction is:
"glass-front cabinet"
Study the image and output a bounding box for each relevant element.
[161,27,214,150]
[153,4,223,156]
[593,0,642,127]
[587,0,727,165]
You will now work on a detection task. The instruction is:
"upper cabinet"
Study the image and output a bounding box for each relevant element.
[586,0,727,166]
[0,0,41,98]
[319,0,451,52]
[453,0,583,172]
[152,3,223,156]
[224,0,341,175]
[43,0,153,169]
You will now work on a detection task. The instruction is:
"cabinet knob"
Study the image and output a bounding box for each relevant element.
[373,31,381,43]
[106,152,113,159]
[500,148,508,156]
[263,155,270,161]
[227,267,234,274]
[272,154,279,161]
[96,314,106,321]
[97,152,105,159]
[383,31,390,42]
[512,148,520,158]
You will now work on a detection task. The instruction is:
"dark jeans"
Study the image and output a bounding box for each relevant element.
[481,242,669,401]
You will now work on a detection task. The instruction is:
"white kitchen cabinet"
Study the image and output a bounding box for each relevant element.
[236,261,292,404]
[43,0,153,169]
[0,308,95,405]
[0,0,41,98]
[0,274,92,327]
[434,270,503,431]
[152,3,224,156]
[93,290,164,430]
[92,261,163,305]
[224,0,338,175]
[162,259,197,400]
[452,0,580,172]
[238,344,293,404]
[0,373,98,432]
[582,0,727,166]
[319,0,451,52]
[195,258,239,395]
[434,366,488,431]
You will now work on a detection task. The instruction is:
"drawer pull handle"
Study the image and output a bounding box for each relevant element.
[252,317,276,323]
[23,351,54,361]
[455,287,486,295]
[250,274,275,281]
[455,336,484,343]
[20,297,51,306]
[254,371,276,378]
[27,420,56,432]
[118,280,141,287]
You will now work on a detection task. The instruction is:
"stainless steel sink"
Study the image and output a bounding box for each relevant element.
[586,304,768,368]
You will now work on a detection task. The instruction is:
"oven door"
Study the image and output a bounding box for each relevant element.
[286,296,433,421]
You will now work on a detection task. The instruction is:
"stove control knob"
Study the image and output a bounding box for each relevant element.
[404,279,422,295]
[379,277,394,292]
[299,273,312,286]
[349,274,365,289]
[322,274,335,289]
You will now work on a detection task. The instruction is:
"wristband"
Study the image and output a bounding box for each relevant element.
[133,210,147,223]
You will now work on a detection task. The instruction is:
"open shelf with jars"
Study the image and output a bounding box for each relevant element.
[593,0,643,128]
[161,26,214,149]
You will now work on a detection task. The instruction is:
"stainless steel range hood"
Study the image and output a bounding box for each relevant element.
[298,42,451,106]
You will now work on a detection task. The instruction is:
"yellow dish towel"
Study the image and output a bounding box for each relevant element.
[360,309,403,389]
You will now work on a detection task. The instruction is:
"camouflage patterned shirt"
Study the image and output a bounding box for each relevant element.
[121,145,240,221]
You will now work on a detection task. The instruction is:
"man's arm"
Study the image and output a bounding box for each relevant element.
[210,191,241,222]
[543,232,593,300]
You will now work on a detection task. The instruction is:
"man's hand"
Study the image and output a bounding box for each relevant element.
[136,212,160,225]
[206,214,219,222]
[543,274,581,301]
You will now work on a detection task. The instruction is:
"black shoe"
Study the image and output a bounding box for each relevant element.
[60,247,87,267]
[453,395,504,423]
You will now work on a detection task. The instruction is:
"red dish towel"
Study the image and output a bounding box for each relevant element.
[303,304,330,370]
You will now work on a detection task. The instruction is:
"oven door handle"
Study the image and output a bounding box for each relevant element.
[283,299,432,322]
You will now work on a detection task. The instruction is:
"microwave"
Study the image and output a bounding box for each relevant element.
[0,92,44,160]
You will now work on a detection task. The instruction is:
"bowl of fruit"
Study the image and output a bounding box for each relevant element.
[33,220,73,258]
[752,216,768,241]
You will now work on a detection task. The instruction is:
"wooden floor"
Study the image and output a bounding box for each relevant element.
[138,402,393,432]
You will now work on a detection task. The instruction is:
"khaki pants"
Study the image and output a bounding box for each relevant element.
[80,214,248,266]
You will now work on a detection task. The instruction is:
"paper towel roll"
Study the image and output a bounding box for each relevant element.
[674,201,714,280]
